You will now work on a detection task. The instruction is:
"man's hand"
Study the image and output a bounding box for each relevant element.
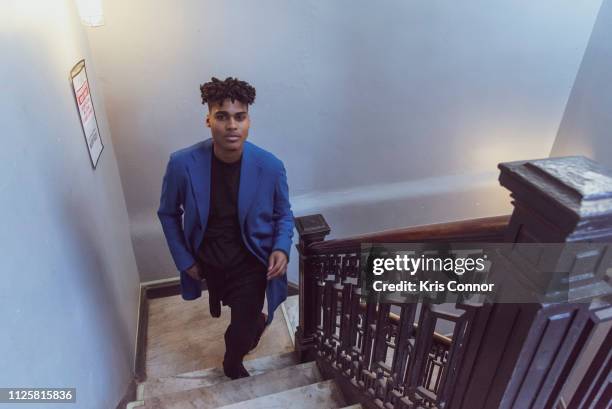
[185,262,202,281]
[267,250,288,280]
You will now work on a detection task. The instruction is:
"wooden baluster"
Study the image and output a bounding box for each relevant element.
[386,372,406,409]
[440,302,483,405]
[371,303,392,372]
[347,285,363,381]
[434,308,470,405]
[373,367,388,404]
[363,303,394,405]
[316,258,329,356]
[338,256,355,374]
[406,303,436,398]
[350,348,363,387]
[392,304,417,386]
[330,256,343,366]
[322,257,335,360]
[359,301,378,391]
[309,258,320,352]
[348,257,362,349]
[408,305,465,406]
[339,257,353,350]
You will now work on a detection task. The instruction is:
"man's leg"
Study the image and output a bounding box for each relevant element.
[250,312,267,352]
[222,275,266,379]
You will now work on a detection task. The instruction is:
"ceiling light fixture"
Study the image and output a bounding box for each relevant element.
[75,0,105,27]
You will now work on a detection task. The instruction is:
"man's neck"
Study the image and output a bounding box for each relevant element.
[213,144,243,164]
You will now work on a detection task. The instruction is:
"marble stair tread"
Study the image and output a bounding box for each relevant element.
[142,361,322,409]
[281,295,299,346]
[340,405,363,409]
[146,293,293,379]
[142,351,299,399]
[215,379,347,409]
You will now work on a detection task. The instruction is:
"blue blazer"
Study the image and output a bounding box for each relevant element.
[157,139,294,324]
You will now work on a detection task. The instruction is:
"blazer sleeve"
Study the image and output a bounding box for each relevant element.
[271,162,295,260]
[157,155,196,272]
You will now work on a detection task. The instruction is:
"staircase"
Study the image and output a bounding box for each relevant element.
[127,294,359,409]
[127,156,612,409]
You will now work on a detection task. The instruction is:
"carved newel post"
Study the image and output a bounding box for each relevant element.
[451,156,612,409]
[294,214,331,362]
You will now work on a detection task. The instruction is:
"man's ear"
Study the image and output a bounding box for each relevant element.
[205,114,211,128]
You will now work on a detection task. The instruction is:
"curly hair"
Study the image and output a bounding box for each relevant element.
[199,77,256,107]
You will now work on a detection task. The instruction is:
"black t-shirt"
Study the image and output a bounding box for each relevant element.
[197,153,266,283]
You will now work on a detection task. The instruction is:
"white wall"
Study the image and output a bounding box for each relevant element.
[0,1,140,408]
[86,0,602,283]
[549,1,612,404]
[551,0,612,168]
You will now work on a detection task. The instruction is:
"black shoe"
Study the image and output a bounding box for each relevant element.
[223,361,250,380]
[249,313,268,352]
[238,363,250,377]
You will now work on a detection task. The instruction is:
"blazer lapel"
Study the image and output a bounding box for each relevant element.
[238,142,262,228]
[186,140,212,230]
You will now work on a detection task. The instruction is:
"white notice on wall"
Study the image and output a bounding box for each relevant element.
[70,59,104,169]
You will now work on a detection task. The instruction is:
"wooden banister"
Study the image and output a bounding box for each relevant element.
[295,156,612,409]
[309,215,510,255]
[294,214,509,361]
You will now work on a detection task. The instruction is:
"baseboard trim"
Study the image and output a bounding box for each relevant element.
[134,284,149,382]
[288,280,299,296]
[115,379,138,409]
[142,277,183,299]
[134,277,183,383]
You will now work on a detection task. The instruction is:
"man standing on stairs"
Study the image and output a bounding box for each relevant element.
[157,77,294,380]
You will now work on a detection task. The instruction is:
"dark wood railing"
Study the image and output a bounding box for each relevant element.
[295,156,612,409]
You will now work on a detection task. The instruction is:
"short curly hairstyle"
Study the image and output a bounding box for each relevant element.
[199,77,256,108]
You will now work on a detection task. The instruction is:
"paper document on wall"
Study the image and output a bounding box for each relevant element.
[70,59,104,169]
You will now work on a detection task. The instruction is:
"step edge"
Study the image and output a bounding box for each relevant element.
[141,352,301,400]
[214,379,345,409]
[142,350,298,385]
[142,360,321,404]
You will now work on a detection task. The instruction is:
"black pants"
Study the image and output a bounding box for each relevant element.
[218,270,267,375]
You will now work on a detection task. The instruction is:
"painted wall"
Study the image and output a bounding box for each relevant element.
[551,0,612,169]
[0,1,140,408]
[549,1,612,404]
[85,0,602,283]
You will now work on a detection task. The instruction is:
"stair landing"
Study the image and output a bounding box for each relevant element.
[146,292,294,379]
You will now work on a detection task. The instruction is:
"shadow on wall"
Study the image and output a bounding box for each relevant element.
[550,0,612,168]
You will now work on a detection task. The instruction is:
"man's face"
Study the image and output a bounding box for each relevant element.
[206,98,250,155]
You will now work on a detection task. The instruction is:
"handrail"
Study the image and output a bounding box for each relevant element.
[308,215,510,255]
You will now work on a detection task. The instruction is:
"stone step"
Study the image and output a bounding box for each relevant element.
[142,361,323,409]
[281,294,299,346]
[215,379,347,409]
[141,351,299,399]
